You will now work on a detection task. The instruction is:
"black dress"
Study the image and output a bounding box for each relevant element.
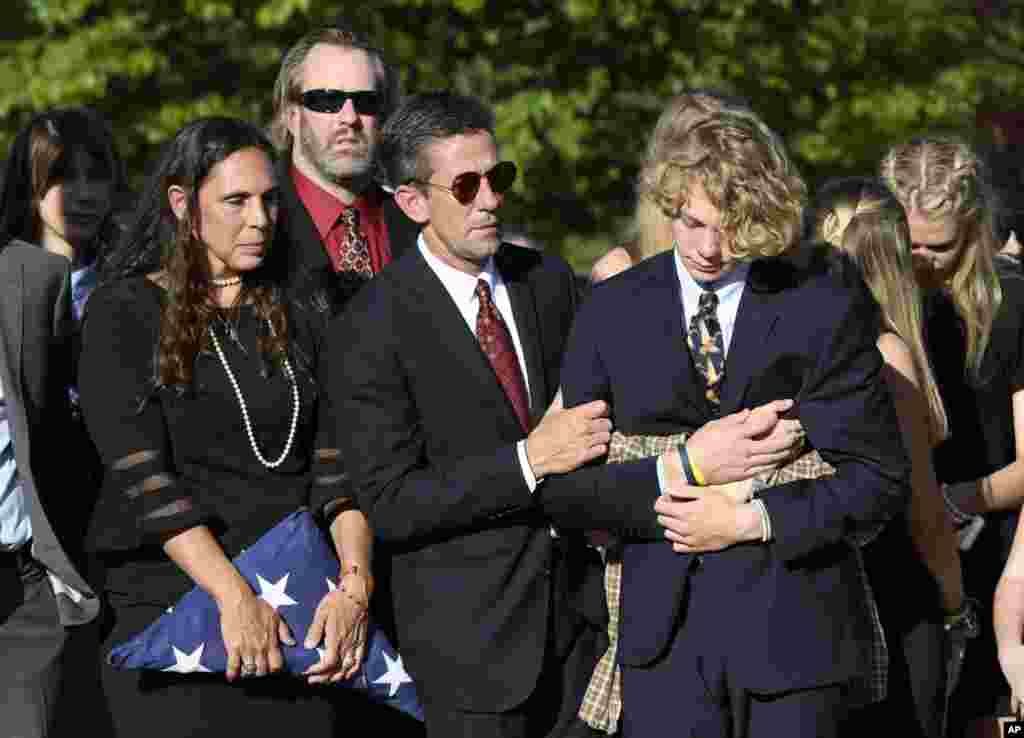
[926,265,1024,730]
[78,277,342,736]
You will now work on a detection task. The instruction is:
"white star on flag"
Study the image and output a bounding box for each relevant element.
[163,644,212,673]
[257,573,298,610]
[372,650,412,697]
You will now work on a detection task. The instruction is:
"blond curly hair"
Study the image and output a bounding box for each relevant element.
[636,97,806,262]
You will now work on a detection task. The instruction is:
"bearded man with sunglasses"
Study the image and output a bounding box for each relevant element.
[271,26,419,318]
[324,91,610,738]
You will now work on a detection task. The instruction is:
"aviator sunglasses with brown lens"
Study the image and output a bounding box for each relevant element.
[415,161,517,205]
[299,89,382,116]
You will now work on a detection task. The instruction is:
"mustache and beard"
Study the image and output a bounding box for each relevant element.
[299,116,375,187]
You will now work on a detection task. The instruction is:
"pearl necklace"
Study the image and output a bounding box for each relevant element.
[208,320,299,469]
[211,275,242,287]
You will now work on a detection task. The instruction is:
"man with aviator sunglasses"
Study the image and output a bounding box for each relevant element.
[270,26,419,321]
[325,91,611,737]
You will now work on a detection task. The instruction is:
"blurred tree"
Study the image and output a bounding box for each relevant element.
[3,0,1022,269]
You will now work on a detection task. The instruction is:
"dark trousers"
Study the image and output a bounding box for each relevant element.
[422,540,604,738]
[421,625,600,738]
[0,547,67,738]
[621,565,848,738]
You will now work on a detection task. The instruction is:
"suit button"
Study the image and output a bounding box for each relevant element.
[541,567,551,578]
[691,555,703,571]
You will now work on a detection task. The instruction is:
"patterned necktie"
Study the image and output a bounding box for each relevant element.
[335,207,374,278]
[475,280,530,432]
[687,289,726,407]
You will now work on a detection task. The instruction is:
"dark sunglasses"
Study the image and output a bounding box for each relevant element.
[416,161,517,205]
[298,89,382,115]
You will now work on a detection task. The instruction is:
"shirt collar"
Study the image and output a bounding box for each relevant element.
[674,249,750,298]
[71,261,97,293]
[418,233,500,309]
[290,165,384,241]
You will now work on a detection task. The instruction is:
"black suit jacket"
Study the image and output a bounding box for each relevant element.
[0,241,98,625]
[275,160,419,321]
[539,251,910,693]
[325,243,587,711]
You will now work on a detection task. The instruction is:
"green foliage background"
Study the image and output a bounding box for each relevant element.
[3,0,1022,270]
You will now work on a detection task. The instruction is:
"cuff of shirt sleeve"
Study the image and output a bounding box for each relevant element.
[749,498,772,542]
[656,454,668,495]
[517,440,541,494]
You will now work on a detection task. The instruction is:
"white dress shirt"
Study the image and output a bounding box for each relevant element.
[418,237,540,491]
[676,250,750,355]
[657,254,772,539]
[0,375,31,550]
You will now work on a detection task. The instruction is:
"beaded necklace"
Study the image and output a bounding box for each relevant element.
[208,320,299,469]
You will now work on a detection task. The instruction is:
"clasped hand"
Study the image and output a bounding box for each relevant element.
[656,399,805,553]
[684,399,803,485]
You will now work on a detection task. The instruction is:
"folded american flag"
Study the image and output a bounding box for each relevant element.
[107,509,423,721]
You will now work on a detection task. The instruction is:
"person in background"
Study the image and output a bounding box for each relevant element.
[80,117,370,737]
[0,240,100,738]
[882,135,1024,734]
[270,25,418,319]
[808,177,967,737]
[0,107,127,324]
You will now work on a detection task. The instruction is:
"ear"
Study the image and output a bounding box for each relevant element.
[167,185,189,222]
[394,184,431,225]
[286,103,302,147]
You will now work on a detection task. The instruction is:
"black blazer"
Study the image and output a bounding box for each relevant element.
[539,250,910,693]
[324,243,586,711]
[0,241,98,625]
[275,160,419,321]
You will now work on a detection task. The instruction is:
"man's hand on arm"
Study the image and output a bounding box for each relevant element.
[679,399,802,485]
[525,396,612,479]
[658,399,802,489]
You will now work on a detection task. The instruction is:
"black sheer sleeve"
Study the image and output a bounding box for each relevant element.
[79,278,210,551]
[302,304,354,525]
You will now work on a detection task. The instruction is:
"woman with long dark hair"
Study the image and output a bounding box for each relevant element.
[79,117,371,736]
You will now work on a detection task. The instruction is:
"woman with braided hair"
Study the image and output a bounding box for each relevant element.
[882,136,1024,733]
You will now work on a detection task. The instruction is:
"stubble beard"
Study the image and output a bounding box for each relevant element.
[300,118,374,189]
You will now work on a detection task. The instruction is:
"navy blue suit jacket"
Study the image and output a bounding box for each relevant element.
[539,251,910,693]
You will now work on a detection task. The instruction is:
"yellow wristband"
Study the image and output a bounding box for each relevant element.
[689,451,706,486]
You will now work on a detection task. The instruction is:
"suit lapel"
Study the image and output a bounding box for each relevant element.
[278,161,333,276]
[404,250,524,431]
[660,253,715,419]
[498,252,548,426]
[0,259,23,401]
[718,261,784,414]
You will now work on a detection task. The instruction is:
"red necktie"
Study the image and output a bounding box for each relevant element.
[475,279,530,432]
[335,208,374,278]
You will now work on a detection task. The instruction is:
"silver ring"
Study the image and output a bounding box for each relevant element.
[241,662,257,676]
